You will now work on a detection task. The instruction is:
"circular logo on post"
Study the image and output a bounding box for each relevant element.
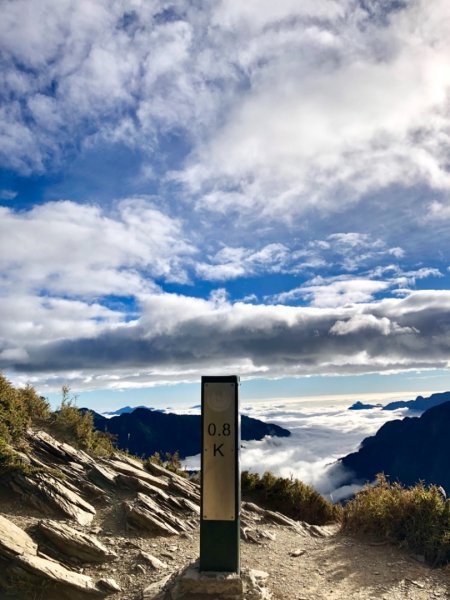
[207,383,234,412]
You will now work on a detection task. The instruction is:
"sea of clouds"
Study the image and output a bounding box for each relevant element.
[181,393,419,502]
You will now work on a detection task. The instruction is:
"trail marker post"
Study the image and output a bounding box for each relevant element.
[200,375,240,573]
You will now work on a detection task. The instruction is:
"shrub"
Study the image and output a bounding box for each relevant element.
[146,450,188,478]
[0,438,31,476]
[241,470,340,525]
[0,375,32,443]
[342,474,450,566]
[51,386,114,457]
[19,384,51,423]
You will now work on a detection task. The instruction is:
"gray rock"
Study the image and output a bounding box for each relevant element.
[138,493,186,528]
[88,462,118,487]
[97,578,122,592]
[139,551,168,570]
[241,527,263,544]
[142,574,172,599]
[0,514,38,558]
[28,430,94,468]
[289,549,305,557]
[10,473,96,525]
[123,498,179,536]
[0,515,118,598]
[37,520,118,563]
[9,552,118,598]
[104,458,169,490]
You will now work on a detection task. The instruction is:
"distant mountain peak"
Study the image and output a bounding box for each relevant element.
[101,405,158,417]
[338,399,450,492]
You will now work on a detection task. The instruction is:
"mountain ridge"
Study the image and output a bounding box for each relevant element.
[85,407,290,459]
[339,400,450,492]
[348,390,450,412]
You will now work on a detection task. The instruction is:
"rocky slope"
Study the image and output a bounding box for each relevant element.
[0,428,449,599]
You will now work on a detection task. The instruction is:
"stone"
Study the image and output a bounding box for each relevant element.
[37,520,118,563]
[241,569,272,600]
[168,480,200,503]
[241,527,262,544]
[142,574,172,599]
[260,530,276,541]
[169,563,243,599]
[97,578,122,592]
[88,462,118,487]
[28,430,93,468]
[104,458,169,490]
[289,549,305,557]
[137,493,188,533]
[0,514,38,558]
[139,551,168,570]
[10,472,96,525]
[178,497,200,515]
[123,499,179,536]
[9,553,117,597]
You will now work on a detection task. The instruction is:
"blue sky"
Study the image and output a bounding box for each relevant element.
[1,0,450,409]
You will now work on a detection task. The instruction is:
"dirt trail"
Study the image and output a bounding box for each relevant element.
[240,523,450,600]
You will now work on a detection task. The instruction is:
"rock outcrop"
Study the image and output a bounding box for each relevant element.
[0,428,201,598]
[37,520,118,563]
[0,514,120,599]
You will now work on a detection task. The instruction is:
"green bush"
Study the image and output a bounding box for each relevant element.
[146,450,188,478]
[51,386,114,457]
[0,375,51,444]
[241,470,340,525]
[342,474,450,566]
[0,438,31,476]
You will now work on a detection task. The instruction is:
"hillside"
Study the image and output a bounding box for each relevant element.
[1,428,449,599]
[339,401,450,491]
[88,408,290,459]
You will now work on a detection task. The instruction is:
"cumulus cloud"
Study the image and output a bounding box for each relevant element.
[0,198,194,298]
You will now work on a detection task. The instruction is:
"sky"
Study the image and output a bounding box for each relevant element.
[1,0,450,409]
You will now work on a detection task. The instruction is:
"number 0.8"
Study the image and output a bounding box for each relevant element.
[207,423,231,436]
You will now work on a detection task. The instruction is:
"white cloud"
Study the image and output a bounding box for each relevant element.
[184,396,413,499]
[196,243,289,281]
[178,0,450,226]
[3,289,450,391]
[273,277,390,307]
[0,198,194,298]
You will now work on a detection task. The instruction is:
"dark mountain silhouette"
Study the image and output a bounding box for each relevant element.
[347,391,450,412]
[102,405,152,416]
[348,401,382,410]
[382,390,450,411]
[86,407,290,459]
[339,400,450,492]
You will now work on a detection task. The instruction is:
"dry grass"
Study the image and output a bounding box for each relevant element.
[342,474,450,566]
